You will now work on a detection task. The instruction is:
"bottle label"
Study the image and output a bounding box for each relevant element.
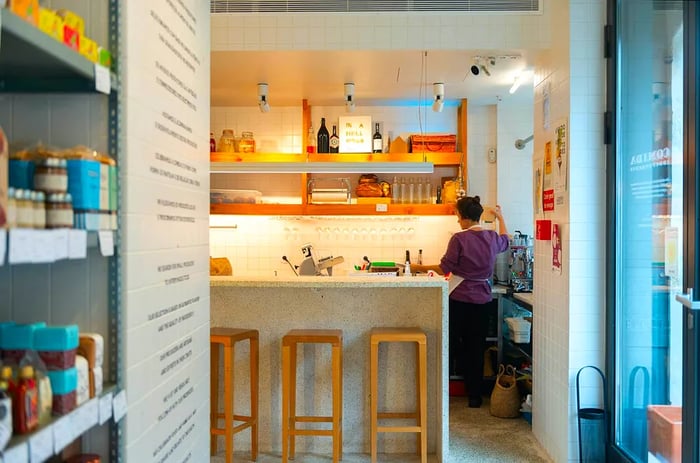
[372,139,382,151]
[329,137,339,150]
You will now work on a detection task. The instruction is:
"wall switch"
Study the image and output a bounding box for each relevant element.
[488,148,497,163]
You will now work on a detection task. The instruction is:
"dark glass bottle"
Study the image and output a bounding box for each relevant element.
[372,123,382,153]
[317,118,330,153]
[329,125,339,153]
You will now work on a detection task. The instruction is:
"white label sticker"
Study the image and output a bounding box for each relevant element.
[375,203,388,212]
[8,229,34,264]
[98,230,114,256]
[99,391,114,424]
[28,425,54,463]
[3,441,29,463]
[80,398,99,432]
[68,229,88,259]
[52,229,70,261]
[113,389,127,423]
[52,414,75,454]
[0,228,6,266]
[33,230,55,264]
[94,64,111,94]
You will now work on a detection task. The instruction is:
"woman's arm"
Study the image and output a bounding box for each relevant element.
[411,263,445,275]
[493,205,508,236]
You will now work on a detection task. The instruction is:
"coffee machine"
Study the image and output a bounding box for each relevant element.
[494,231,534,292]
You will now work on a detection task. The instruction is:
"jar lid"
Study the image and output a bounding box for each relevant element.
[242,131,254,137]
[222,129,234,136]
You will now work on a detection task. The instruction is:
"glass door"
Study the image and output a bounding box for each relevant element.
[610,0,699,461]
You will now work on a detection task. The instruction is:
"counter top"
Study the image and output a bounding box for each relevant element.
[211,275,449,289]
[513,291,534,307]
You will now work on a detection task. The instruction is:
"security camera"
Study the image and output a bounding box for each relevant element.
[470,65,480,76]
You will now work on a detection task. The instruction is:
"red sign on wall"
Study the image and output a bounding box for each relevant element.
[543,189,555,211]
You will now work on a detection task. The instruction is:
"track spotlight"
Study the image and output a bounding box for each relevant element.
[480,64,491,77]
[257,83,270,113]
[432,82,444,113]
[470,64,480,76]
[344,82,356,112]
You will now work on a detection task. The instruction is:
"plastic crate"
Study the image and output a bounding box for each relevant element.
[648,405,681,463]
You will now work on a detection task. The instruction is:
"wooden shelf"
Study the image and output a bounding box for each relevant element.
[211,151,462,167]
[210,203,456,215]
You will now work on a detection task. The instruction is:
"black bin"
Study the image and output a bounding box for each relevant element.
[576,366,607,462]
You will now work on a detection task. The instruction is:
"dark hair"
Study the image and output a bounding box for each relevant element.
[456,195,483,221]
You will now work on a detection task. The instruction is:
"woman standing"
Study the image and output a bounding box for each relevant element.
[412,195,509,407]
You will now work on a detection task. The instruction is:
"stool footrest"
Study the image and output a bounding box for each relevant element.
[294,416,333,423]
[214,413,255,422]
[377,412,418,419]
[377,425,422,433]
[292,429,334,437]
[212,420,255,435]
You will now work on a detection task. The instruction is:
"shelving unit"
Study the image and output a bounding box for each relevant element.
[210,99,468,216]
[0,3,122,462]
[497,294,533,370]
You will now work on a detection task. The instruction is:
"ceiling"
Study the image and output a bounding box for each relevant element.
[210,49,537,108]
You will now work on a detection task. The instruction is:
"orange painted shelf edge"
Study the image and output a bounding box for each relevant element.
[210,203,457,216]
[210,151,462,166]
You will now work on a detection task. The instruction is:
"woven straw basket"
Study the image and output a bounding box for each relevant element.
[489,364,521,418]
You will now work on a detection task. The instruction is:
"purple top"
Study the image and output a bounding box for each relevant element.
[440,229,509,304]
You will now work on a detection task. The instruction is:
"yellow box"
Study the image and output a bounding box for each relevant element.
[38,8,64,42]
[79,36,99,63]
[56,9,85,36]
[356,197,392,205]
[8,0,39,26]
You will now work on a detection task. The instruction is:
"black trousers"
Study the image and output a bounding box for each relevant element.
[449,298,492,399]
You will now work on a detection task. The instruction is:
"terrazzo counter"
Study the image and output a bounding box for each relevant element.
[211,275,449,461]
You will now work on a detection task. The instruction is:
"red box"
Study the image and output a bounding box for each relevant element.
[536,219,552,240]
[648,405,682,463]
[449,380,466,397]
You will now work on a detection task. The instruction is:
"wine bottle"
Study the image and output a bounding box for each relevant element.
[372,123,382,153]
[306,125,316,154]
[329,125,339,153]
[317,118,330,153]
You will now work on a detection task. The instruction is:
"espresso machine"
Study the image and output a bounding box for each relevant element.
[494,231,534,292]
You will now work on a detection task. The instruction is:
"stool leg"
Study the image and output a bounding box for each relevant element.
[332,343,342,463]
[339,341,344,460]
[224,344,235,462]
[251,336,259,461]
[210,342,220,456]
[370,340,378,463]
[282,343,291,463]
[289,343,298,459]
[419,341,428,463]
[415,342,421,456]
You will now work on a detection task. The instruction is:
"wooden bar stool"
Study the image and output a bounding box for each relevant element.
[210,327,259,462]
[370,327,427,463]
[281,329,343,463]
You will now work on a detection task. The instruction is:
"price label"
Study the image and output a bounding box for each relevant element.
[28,425,53,463]
[79,398,99,433]
[4,442,29,463]
[94,64,111,94]
[375,203,388,212]
[98,230,114,257]
[0,228,6,266]
[8,229,34,264]
[33,230,54,264]
[68,229,88,259]
[52,414,75,453]
[99,391,114,424]
[113,389,127,423]
[52,229,70,261]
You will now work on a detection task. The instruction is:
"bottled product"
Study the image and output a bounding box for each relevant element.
[6,187,16,229]
[391,176,399,204]
[436,185,442,204]
[306,125,316,154]
[0,368,11,451]
[404,250,411,277]
[33,191,46,229]
[317,118,330,153]
[219,129,235,153]
[16,189,33,228]
[418,249,423,265]
[424,178,432,204]
[34,157,68,194]
[209,132,216,152]
[329,125,339,153]
[46,193,74,229]
[372,123,382,153]
[408,177,415,204]
[239,131,255,153]
[400,177,407,204]
[11,365,38,434]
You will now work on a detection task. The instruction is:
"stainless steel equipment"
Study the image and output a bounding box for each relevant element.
[297,243,345,276]
[493,231,534,292]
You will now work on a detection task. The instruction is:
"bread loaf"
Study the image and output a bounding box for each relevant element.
[359,174,378,184]
[355,182,384,197]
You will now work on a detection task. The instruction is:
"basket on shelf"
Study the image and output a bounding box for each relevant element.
[489,364,520,418]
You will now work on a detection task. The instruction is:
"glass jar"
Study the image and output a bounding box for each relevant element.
[219,129,235,153]
[46,193,74,229]
[33,157,68,193]
[239,131,256,153]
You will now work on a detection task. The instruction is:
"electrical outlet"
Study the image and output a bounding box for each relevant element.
[488,147,497,163]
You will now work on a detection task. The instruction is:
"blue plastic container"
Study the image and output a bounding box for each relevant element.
[34,325,79,370]
[47,367,78,394]
[9,160,35,189]
[1,322,47,349]
[67,159,100,210]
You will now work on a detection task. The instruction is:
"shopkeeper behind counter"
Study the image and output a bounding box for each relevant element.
[411,196,509,409]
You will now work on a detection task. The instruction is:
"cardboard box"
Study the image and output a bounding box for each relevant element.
[339,116,372,153]
[67,159,101,210]
[79,36,99,63]
[56,9,85,36]
[62,24,80,52]
[0,127,7,228]
[38,8,64,41]
[8,159,34,189]
[648,405,681,463]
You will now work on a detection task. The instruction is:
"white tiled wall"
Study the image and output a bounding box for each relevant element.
[531,1,606,462]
